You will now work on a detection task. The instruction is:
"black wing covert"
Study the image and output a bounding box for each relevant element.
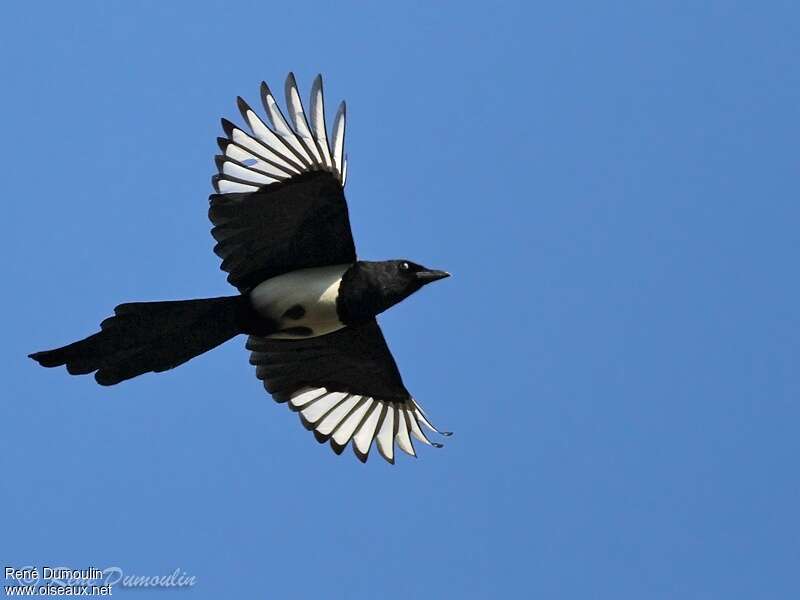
[209,73,354,292]
[247,320,450,463]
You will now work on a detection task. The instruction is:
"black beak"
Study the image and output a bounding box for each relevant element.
[415,269,451,283]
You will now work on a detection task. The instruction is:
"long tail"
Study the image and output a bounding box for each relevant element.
[29,296,248,386]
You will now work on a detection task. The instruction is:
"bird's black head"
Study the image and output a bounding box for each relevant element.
[337,260,450,324]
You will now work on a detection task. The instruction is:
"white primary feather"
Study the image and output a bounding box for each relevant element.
[309,75,333,169]
[240,100,306,170]
[301,392,348,424]
[290,387,327,408]
[277,392,447,462]
[332,399,372,447]
[284,73,323,166]
[216,179,259,194]
[375,407,395,462]
[228,125,301,174]
[221,161,279,186]
[316,395,361,436]
[406,407,436,447]
[261,82,314,167]
[223,143,292,179]
[331,102,346,183]
[216,75,348,194]
[395,410,416,457]
[353,402,383,456]
[413,403,441,434]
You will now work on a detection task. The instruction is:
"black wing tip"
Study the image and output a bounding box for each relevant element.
[259,82,277,126]
[217,137,229,151]
[377,449,395,465]
[310,75,324,101]
[298,413,316,431]
[353,445,369,463]
[220,118,236,137]
[330,439,346,455]
[214,155,225,171]
[236,95,252,115]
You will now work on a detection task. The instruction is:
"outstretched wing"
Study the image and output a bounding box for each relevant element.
[209,74,354,292]
[247,320,450,463]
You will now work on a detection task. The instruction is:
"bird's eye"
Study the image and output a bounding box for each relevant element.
[400,262,410,272]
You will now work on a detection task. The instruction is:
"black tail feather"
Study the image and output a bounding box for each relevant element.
[30,296,246,386]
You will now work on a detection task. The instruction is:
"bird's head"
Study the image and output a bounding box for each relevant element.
[381,259,451,298]
[337,260,450,323]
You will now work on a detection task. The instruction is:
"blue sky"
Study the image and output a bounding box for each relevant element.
[2,1,799,598]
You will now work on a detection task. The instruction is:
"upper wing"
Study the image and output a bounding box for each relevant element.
[209,74,354,292]
[247,320,450,463]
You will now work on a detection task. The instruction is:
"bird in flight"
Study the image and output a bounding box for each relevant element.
[29,74,451,463]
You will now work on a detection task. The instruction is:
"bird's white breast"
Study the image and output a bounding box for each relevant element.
[249,264,350,339]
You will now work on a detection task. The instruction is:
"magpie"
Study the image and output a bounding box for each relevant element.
[29,74,451,463]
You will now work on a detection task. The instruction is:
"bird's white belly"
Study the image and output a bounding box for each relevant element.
[249,264,350,339]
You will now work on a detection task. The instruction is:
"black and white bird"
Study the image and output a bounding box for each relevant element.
[29,74,451,463]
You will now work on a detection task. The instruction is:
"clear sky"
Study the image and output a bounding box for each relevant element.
[2,1,799,598]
